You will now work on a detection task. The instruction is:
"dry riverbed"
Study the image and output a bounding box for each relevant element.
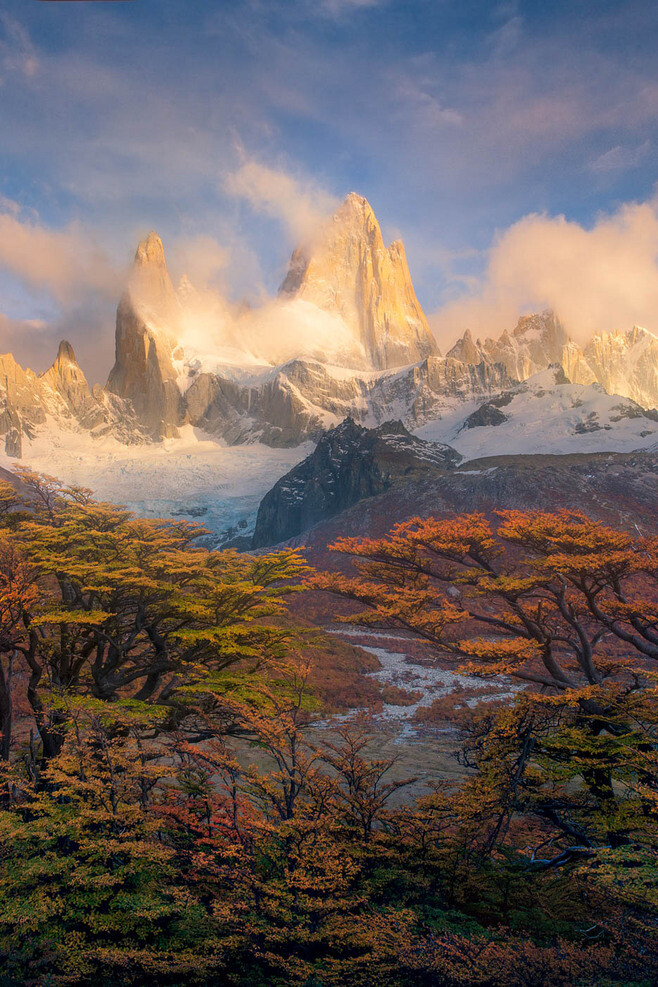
[230,627,524,804]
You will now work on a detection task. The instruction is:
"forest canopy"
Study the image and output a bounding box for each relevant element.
[0,474,655,986]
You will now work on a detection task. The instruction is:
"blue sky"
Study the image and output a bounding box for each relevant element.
[1,0,658,378]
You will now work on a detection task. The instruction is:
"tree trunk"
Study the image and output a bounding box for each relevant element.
[0,652,15,761]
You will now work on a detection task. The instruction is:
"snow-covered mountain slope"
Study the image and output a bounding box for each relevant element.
[448,311,658,410]
[0,425,311,546]
[417,367,658,458]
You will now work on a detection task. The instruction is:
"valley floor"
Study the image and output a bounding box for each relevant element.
[258,626,526,804]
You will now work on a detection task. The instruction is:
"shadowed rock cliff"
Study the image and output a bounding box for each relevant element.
[252,418,460,548]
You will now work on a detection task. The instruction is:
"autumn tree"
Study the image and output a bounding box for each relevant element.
[311,511,656,691]
[311,512,658,856]
[0,701,229,985]
[0,479,654,984]
[0,472,308,762]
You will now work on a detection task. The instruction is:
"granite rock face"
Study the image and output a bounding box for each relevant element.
[464,403,508,428]
[577,327,658,409]
[448,312,568,381]
[448,312,658,410]
[106,232,184,439]
[251,418,460,548]
[101,224,511,444]
[0,342,145,457]
[280,193,439,370]
[2,199,658,461]
[178,355,514,447]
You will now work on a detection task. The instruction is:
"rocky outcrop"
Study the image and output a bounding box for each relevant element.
[448,312,658,410]
[464,404,508,428]
[177,354,515,447]
[40,341,108,429]
[252,418,460,548]
[448,312,568,381]
[577,327,658,409]
[376,356,513,426]
[0,342,146,457]
[280,193,439,370]
[0,353,42,457]
[106,232,185,439]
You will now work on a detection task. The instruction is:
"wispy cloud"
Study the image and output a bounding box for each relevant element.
[589,140,652,175]
[488,1,523,59]
[319,0,388,16]
[394,77,463,131]
[225,157,339,242]
[0,12,38,81]
[0,207,119,305]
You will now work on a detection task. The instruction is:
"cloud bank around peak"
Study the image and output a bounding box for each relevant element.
[225,158,339,244]
[431,197,658,347]
[0,202,125,378]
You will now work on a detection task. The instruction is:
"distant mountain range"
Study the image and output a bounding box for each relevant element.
[0,193,657,462]
[447,311,658,411]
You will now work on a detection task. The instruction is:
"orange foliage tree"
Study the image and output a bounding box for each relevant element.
[311,510,657,697]
[311,511,658,856]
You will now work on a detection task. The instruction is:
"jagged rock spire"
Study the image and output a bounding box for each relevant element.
[106,232,184,439]
[280,193,439,370]
[129,231,178,323]
[39,339,100,423]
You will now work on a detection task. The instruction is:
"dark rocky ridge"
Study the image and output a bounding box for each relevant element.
[251,418,461,548]
[283,450,658,572]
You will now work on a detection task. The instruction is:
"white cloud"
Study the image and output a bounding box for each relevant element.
[0,207,120,305]
[431,196,658,347]
[169,235,230,291]
[225,157,339,243]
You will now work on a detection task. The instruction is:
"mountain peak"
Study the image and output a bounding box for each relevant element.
[134,231,167,270]
[343,191,369,207]
[513,310,566,343]
[106,232,184,439]
[446,328,485,365]
[279,195,439,370]
[335,192,376,224]
[125,231,178,325]
[55,340,77,365]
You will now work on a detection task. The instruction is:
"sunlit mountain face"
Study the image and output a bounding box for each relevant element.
[1,1,657,539]
[1,7,658,985]
[0,191,656,549]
